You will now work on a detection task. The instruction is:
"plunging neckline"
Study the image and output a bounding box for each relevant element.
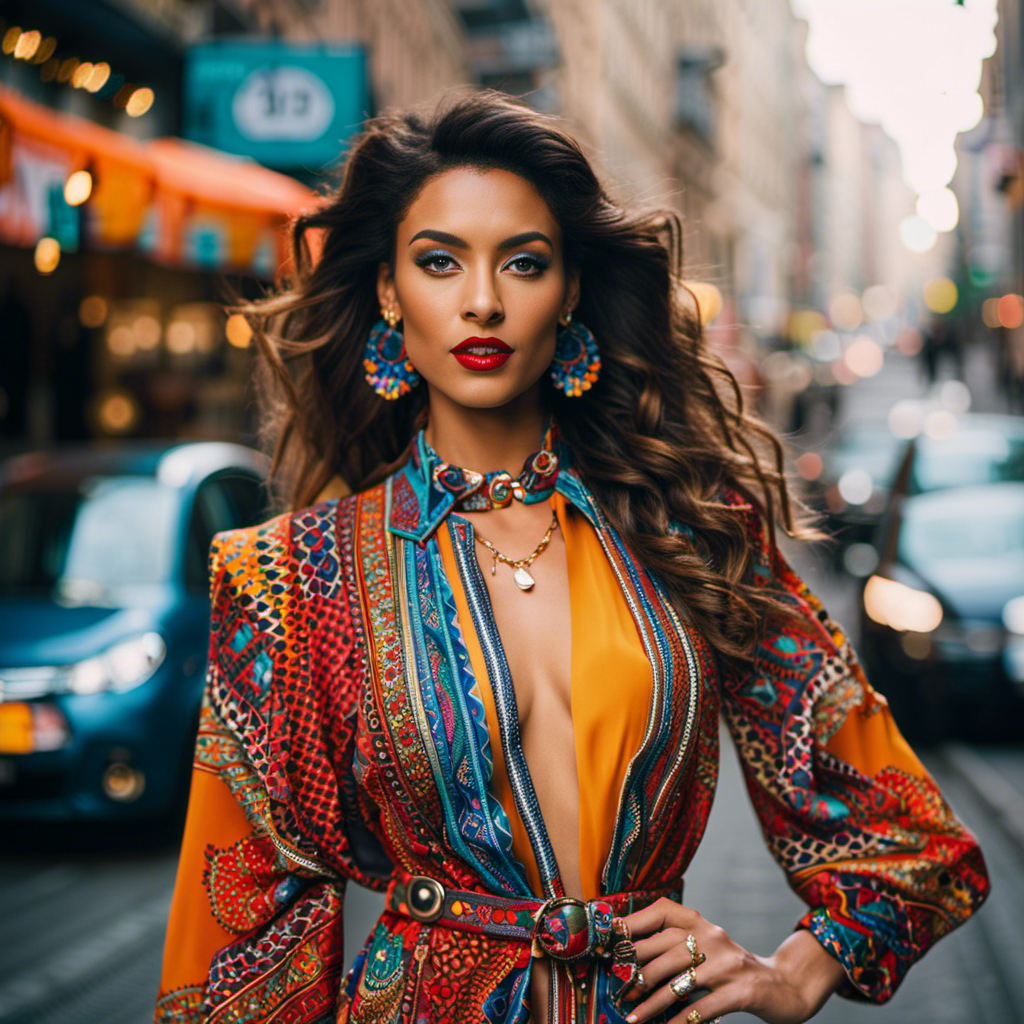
[437,492,655,902]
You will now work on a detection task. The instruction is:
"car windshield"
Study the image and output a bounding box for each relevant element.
[899,493,1024,567]
[910,429,1024,493]
[0,476,178,603]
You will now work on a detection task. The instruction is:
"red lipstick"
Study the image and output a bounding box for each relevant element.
[450,336,513,371]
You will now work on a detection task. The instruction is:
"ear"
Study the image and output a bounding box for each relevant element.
[563,266,581,317]
[377,262,400,318]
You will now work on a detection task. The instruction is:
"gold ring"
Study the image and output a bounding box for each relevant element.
[669,967,697,1000]
[634,969,646,991]
[686,933,706,968]
[686,1011,702,1024]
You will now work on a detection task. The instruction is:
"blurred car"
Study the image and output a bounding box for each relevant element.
[892,412,1024,498]
[858,482,1024,742]
[810,424,906,570]
[0,442,269,822]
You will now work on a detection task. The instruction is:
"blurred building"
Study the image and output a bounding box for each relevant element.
[0,0,315,451]
[236,0,468,114]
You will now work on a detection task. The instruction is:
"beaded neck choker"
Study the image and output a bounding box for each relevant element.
[426,421,560,512]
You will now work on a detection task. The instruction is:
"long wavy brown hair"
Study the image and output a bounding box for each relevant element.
[241,89,821,677]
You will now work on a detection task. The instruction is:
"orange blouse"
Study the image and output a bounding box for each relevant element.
[437,490,653,901]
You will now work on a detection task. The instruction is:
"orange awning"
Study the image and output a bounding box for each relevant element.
[0,83,317,274]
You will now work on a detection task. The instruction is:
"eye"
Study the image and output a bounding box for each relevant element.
[504,253,550,276]
[413,250,460,274]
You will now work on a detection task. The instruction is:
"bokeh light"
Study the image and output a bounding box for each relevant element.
[900,215,937,253]
[996,293,1024,329]
[889,399,924,438]
[134,315,162,351]
[84,62,111,93]
[795,452,823,481]
[810,329,841,362]
[34,37,56,64]
[64,170,93,207]
[13,30,41,61]
[939,379,972,414]
[923,408,959,439]
[981,297,1001,328]
[2,28,22,56]
[125,87,155,117]
[167,320,197,354]
[828,290,863,330]
[70,62,94,89]
[225,314,254,348]
[681,281,723,325]
[923,277,958,314]
[57,58,79,84]
[861,285,897,322]
[844,335,884,377]
[838,468,873,505]
[789,309,827,345]
[79,295,108,328]
[96,391,139,433]
[33,237,60,274]
[107,325,135,357]
[895,327,924,356]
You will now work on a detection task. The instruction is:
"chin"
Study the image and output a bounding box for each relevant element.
[429,374,546,411]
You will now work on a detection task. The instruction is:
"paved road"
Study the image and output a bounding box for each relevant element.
[2,343,1021,1024]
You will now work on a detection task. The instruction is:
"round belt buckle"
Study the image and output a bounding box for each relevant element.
[406,876,445,922]
[534,896,593,961]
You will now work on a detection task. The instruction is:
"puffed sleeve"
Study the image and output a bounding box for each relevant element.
[716,488,990,1003]
[155,523,382,1023]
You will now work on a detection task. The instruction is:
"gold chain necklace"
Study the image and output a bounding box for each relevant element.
[473,511,559,591]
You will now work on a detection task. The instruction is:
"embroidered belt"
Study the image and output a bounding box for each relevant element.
[386,869,681,962]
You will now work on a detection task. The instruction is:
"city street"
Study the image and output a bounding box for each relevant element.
[1,345,1022,1024]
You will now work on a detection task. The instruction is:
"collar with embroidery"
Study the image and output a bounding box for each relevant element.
[423,421,560,512]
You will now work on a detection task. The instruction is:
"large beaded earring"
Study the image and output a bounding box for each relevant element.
[550,311,601,397]
[363,308,421,400]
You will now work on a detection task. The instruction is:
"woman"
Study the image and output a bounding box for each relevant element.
[155,91,989,1024]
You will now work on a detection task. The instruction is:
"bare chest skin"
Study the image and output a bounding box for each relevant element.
[463,500,579,1024]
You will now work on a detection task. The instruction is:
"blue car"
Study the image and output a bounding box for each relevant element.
[0,442,269,822]
[859,482,1024,742]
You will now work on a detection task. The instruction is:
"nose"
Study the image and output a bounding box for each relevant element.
[461,265,504,325]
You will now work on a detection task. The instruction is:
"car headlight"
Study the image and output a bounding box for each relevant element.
[67,633,166,695]
[863,575,943,633]
[1002,596,1024,635]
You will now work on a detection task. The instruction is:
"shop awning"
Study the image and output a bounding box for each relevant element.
[0,83,316,275]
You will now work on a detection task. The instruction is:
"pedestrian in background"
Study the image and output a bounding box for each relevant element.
[155,90,989,1024]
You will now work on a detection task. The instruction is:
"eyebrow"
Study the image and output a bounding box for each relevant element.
[408,229,554,250]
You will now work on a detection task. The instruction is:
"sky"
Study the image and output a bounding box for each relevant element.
[791,0,1000,241]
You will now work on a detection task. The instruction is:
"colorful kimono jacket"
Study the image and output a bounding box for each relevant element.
[155,431,989,1024]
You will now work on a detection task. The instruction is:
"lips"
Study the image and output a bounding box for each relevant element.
[451,336,513,372]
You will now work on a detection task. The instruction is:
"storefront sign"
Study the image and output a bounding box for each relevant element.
[184,42,368,170]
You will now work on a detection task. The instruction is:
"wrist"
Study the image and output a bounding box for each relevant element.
[767,929,847,1017]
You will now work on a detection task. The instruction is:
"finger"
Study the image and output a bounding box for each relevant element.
[633,927,688,964]
[664,985,737,1024]
[642,939,740,996]
[621,898,699,939]
[623,964,707,1022]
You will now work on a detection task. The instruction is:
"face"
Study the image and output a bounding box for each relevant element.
[377,167,579,412]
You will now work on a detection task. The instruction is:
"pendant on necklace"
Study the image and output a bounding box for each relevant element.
[513,566,536,591]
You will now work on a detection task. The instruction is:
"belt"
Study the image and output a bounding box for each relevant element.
[386,869,681,963]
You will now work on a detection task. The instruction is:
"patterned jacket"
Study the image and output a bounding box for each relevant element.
[155,431,989,1024]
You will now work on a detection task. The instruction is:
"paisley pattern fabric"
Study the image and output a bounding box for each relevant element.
[155,430,989,1023]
